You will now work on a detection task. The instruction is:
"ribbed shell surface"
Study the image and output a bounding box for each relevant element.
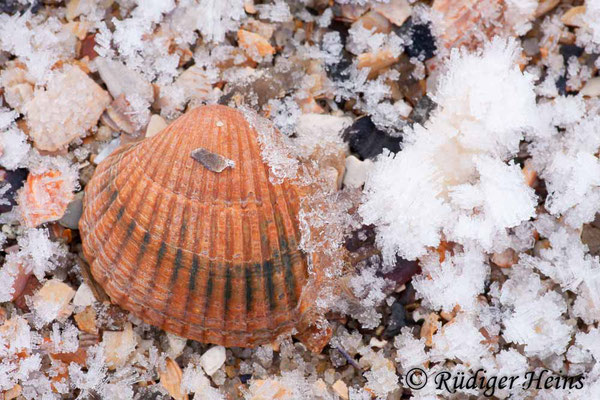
[79,105,309,347]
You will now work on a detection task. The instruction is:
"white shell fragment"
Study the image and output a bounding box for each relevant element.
[190,147,235,173]
[200,345,226,376]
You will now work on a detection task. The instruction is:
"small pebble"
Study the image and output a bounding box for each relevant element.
[580,77,600,97]
[384,300,408,338]
[369,337,388,348]
[200,345,226,376]
[94,138,121,165]
[343,155,373,189]
[332,379,349,400]
[59,191,84,230]
[72,283,95,308]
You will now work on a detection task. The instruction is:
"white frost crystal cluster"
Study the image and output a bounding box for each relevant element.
[361,38,538,263]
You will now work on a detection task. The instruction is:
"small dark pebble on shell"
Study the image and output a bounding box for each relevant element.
[342,116,401,160]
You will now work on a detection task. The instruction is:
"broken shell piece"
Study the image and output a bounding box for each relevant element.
[190,147,235,173]
[166,332,187,359]
[352,10,392,34]
[33,279,76,325]
[248,379,291,399]
[357,50,398,78]
[18,169,76,228]
[244,19,275,40]
[238,29,275,60]
[340,4,369,22]
[145,114,168,138]
[73,283,96,308]
[535,0,560,18]
[561,6,586,27]
[95,57,153,104]
[0,64,35,113]
[102,94,148,136]
[160,358,188,400]
[156,65,216,115]
[67,0,114,21]
[103,322,137,369]
[24,65,110,151]
[372,0,412,26]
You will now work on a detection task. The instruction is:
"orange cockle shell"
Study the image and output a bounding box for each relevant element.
[79,105,311,348]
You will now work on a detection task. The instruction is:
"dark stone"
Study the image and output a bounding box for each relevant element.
[342,116,402,160]
[556,44,585,96]
[0,168,28,213]
[0,0,20,13]
[384,300,408,338]
[240,374,252,384]
[344,225,376,252]
[328,19,350,46]
[380,257,420,288]
[408,94,436,126]
[0,0,41,14]
[556,75,567,96]
[398,282,417,305]
[326,51,353,82]
[394,18,436,61]
[559,44,584,63]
